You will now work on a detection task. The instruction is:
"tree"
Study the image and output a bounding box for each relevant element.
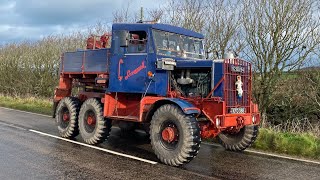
[113,2,140,23]
[241,0,320,125]
[204,0,244,59]
[163,0,243,59]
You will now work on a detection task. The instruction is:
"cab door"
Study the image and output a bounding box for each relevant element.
[109,30,148,93]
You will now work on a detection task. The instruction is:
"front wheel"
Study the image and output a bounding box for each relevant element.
[150,104,201,166]
[78,98,111,145]
[217,125,259,151]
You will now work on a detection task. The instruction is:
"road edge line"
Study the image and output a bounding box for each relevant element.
[3,106,319,166]
[29,129,158,165]
[0,107,52,118]
[202,142,320,165]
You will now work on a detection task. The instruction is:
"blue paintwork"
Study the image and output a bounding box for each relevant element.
[63,51,84,72]
[61,23,212,97]
[112,23,204,39]
[213,61,224,98]
[84,49,110,72]
[108,27,167,94]
[176,59,213,68]
[160,98,201,115]
[109,53,149,93]
[108,24,172,96]
[62,49,110,73]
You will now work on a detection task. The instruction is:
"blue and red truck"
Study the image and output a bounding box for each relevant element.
[53,22,260,166]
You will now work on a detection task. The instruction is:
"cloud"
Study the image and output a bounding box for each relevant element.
[14,0,117,26]
[0,0,164,44]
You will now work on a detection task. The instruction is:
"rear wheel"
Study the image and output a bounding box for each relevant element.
[78,98,111,145]
[150,104,201,166]
[55,97,80,138]
[217,125,259,151]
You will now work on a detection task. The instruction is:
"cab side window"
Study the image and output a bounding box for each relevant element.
[127,31,147,53]
[113,31,125,54]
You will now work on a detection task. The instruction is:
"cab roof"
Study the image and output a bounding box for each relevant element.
[112,23,204,39]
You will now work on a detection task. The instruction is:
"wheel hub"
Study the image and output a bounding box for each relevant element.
[162,127,178,143]
[62,113,69,121]
[236,116,245,128]
[87,115,96,125]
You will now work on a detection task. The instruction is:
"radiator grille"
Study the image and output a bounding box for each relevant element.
[224,59,252,114]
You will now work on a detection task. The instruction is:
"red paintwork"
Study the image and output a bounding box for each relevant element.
[183,107,201,112]
[103,93,143,121]
[139,96,164,121]
[55,49,110,103]
[86,33,111,49]
[165,59,260,139]
[62,72,109,75]
[224,59,252,114]
[162,127,178,143]
[87,115,96,125]
[63,113,69,121]
[54,56,260,140]
[78,92,105,102]
[54,76,72,102]
[199,122,219,139]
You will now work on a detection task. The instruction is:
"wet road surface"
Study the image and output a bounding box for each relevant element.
[0,107,319,180]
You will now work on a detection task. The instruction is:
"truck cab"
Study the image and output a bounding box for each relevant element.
[108,23,206,96]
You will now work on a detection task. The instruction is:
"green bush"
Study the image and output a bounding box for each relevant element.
[0,35,86,97]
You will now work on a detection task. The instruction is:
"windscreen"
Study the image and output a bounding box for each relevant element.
[153,29,205,59]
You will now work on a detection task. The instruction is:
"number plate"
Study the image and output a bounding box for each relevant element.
[231,65,245,73]
[230,107,246,114]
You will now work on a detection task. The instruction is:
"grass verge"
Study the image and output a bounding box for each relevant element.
[0,95,319,160]
[0,95,52,115]
[252,128,320,160]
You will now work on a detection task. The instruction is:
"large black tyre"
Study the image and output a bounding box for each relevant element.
[78,98,111,145]
[150,104,201,166]
[55,97,80,138]
[217,125,259,151]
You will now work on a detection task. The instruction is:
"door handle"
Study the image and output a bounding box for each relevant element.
[118,59,124,81]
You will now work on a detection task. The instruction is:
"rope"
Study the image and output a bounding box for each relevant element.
[142,79,153,99]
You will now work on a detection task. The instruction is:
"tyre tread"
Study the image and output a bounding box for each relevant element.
[150,104,201,166]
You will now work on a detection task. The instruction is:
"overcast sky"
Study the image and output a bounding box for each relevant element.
[0,0,164,44]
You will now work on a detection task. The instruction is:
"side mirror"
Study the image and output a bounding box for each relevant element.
[118,30,129,47]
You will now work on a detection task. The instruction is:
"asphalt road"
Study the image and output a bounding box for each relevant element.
[0,107,319,180]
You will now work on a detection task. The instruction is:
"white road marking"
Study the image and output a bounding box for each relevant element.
[202,142,320,165]
[0,107,52,118]
[0,121,27,131]
[29,129,158,165]
[244,149,320,165]
[1,106,319,166]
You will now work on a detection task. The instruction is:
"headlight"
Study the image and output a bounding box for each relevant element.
[216,118,221,127]
[252,115,256,123]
